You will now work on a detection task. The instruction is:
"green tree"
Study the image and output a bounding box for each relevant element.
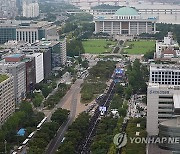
[51,108,69,125]
[41,85,52,98]
[57,141,75,154]
[19,101,33,115]
[81,60,89,68]
[118,107,127,117]
[32,93,44,107]
[67,39,85,57]
[143,50,154,60]
[115,84,124,95]
[124,85,132,100]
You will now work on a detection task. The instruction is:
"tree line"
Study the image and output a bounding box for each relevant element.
[57,112,90,154]
[81,61,116,103]
[28,108,69,153]
[126,59,149,99]
[140,23,180,44]
[0,102,44,153]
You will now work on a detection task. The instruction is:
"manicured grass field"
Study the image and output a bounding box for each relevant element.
[82,39,116,54]
[124,40,155,54]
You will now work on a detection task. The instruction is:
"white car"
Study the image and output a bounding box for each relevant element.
[100,111,105,116]
[61,137,65,143]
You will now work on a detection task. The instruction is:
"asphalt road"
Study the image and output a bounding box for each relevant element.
[79,81,115,154]
[46,79,83,154]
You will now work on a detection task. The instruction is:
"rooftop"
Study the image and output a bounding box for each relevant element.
[6,54,24,58]
[150,63,180,70]
[115,7,139,16]
[21,57,32,62]
[162,49,176,55]
[0,74,8,83]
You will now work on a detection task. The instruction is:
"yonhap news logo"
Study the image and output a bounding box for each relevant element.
[113,133,180,148]
[113,133,127,148]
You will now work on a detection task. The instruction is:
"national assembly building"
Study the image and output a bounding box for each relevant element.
[94,6,157,36]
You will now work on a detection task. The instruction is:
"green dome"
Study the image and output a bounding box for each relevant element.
[115,7,138,16]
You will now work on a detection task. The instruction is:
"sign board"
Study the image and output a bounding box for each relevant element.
[99,106,107,112]
[149,90,169,95]
[115,68,124,74]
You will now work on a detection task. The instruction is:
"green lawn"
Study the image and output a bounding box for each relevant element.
[82,39,116,54]
[124,40,155,54]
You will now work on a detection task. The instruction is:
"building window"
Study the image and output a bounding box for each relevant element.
[159,96,173,99]
[20,31,22,40]
[159,101,172,104]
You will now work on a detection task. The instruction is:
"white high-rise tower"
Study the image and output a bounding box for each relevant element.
[23,0,39,18]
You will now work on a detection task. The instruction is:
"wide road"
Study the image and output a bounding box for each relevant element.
[46,79,83,121]
[46,79,83,154]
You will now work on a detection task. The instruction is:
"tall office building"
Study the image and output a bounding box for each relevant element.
[22,0,39,18]
[0,59,26,104]
[23,39,67,68]
[23,49,50,80]
[149,64,180,86]
[23,57,36,92]
[16,0,23,14]
[59,39,67,66]
[4,54,36,93]
[26,53,44,83]
[0,24,17,45]
[0,73,15,126]
[0,0,18,18]
[148,64,180,135]
[147,83,180,152]
[50,39,67,67]
[147,63,180,152]
[147,83,175,136]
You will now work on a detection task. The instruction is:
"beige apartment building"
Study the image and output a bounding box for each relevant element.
[0,74,15,126]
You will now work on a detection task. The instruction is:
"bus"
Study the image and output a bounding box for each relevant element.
[22,139,29,145]
[37,117,47,130]
[28,131,35,139]
[17,146,23,152]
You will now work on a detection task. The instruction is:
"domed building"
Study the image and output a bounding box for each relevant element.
[94,6,157,35]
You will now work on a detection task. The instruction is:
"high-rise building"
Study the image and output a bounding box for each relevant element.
[0,0,18,19]
[22,39,67,68]
[1,39,66,81]
[0,24,17,45]
[22,0,39,18]
[149,64,180,86]
[0,73,15,126]
[147,63,180,152]
[23,49,51,80]
[4,54,36,93]
[26,53,44,83]
[59,39,67,66]
[0,59,26,104]
[147,83,175,136]
[147,83,180,152]
[23,57,36,92]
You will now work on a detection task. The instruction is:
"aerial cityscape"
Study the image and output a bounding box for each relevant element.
[0,0,180,154]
